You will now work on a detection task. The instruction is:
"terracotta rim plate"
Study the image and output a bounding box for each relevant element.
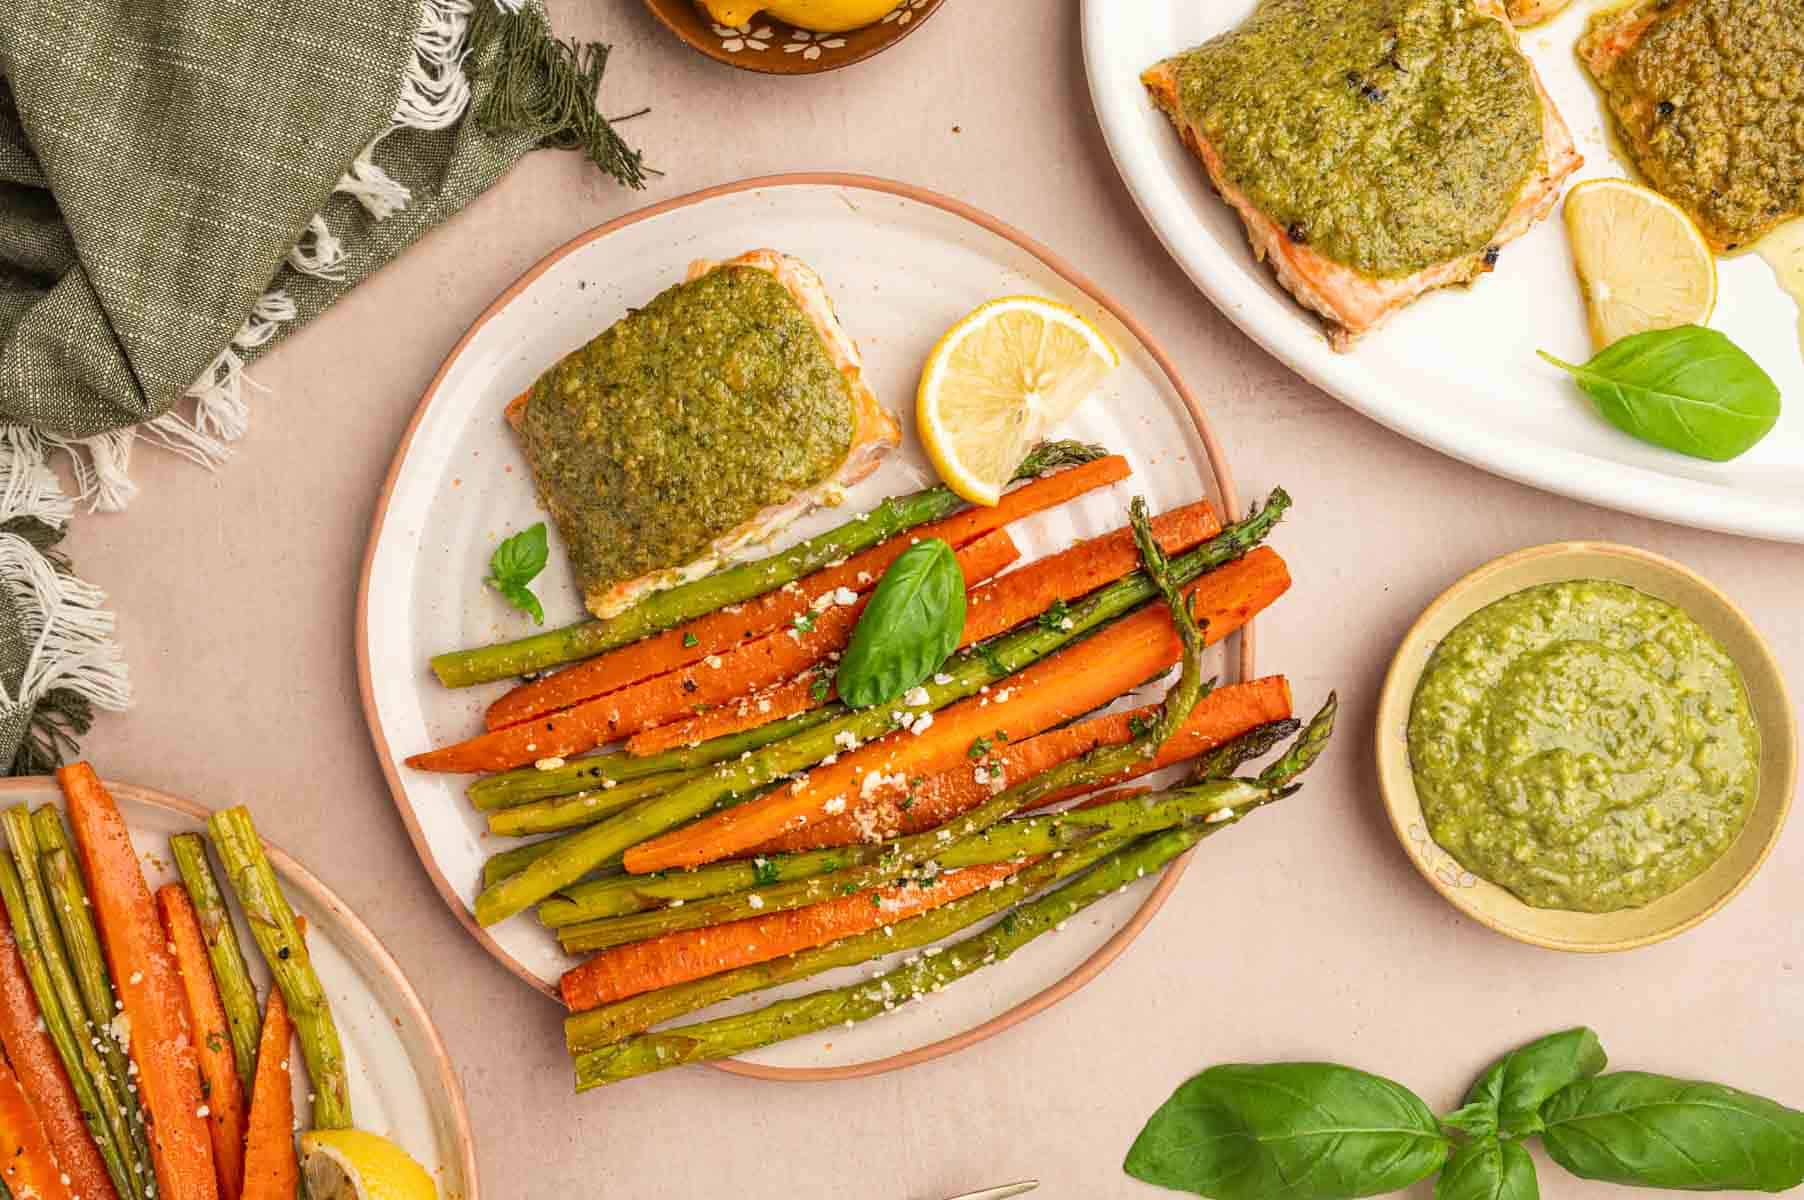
[357,172,1256,1081]
[0,778,479,1197]
[1375,542,1797,953]
[1082,3,1804,542]
[641,0,944,74]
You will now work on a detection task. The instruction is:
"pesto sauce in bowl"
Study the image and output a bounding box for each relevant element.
[1173,0,1544,278]
[1408,580,1759,913]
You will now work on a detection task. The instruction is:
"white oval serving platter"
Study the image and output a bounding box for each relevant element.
[1083,1,1804,542]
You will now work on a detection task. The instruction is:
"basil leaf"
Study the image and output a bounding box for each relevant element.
[1541,1071,1804,1192]
[1436,1139,1538,1200]
[490,522,549,586]
[1461,1028,1606,1137]
[836,538,965,708]
[486,523,549,623]
[1124,1063,1450,1200]
[1440,1102,1500,1140]
[1539,326,1780,462]
[495,581,544,626]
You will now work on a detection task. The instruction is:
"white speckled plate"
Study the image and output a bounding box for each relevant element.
[1084,2,1804,541]
[358,174,1262,1080]
[0,778,477,1198]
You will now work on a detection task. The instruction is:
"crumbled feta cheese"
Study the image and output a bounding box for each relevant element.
[128,971,143,986]
[909,711,934,735]
[994,688,1012,703]
[903,685,931,707]
[819,754,838,766]
[534,756,566,771]
[812,591,836,612]
[703,654,723,669]
[834,586,859,606]
[933,673,953,685]
[747,895,765,910]
[1206,807,1237,824]
[1059,618,1075,631]
[834,730,859,751]
[1054,921,1068,933]
[757,698,772,713]
[973,766,990,785]
[669,899,684,908]
[823,797,847,815]
[856,571,874,584]
[196,1105,209,1118]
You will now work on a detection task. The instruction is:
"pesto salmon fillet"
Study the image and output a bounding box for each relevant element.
[1579,0,1804,252]
[507,250,900,619]
[1143,0,1581,348]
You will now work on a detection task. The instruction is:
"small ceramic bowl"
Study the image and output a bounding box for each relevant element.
[1375,542,1797,953]
[642,0,944,74]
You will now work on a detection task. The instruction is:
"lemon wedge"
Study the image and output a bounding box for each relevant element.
[301,1130,437,1200]
[1564,178,1717,349]
[917,296,1119,506]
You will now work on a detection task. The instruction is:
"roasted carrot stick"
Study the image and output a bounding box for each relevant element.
[157,887,246,1200]
[560,860,1023,1011]
[625,674,823,757]
[59,764,219,1200]
[753,675,1293,853]
[239,991,296,1200]
[625,503,1222,757]
[0,908,117,1200]
[0,1047,76,1200]
[409,531,1020,774]
[482,454,1132,729]
[623,547,1291,873]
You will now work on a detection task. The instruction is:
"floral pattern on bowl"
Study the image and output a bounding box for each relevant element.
[646,0,945,74]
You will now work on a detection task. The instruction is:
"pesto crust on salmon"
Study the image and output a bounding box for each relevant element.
[1143,0,1581,348]
[1579,0,1804,252]
[508,250,900,619]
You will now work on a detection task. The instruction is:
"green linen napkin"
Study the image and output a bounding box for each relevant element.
[0,0,645,771]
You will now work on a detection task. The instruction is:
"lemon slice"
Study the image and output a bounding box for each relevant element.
[917,296,1119,506]
[1565,178,1717,349]
[301,1130,437,1200]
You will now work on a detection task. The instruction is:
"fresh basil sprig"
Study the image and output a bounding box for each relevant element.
[1539,325,1781,462]
[835,537,965,708]
[487,522,550,624]
[1127,1029,1804,1199]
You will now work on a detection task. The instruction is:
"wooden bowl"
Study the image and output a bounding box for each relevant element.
[642,0,945,74]
[1375,542,1796,953]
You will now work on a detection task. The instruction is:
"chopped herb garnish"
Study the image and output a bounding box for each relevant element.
[753,858,780,886]
[967,736,994,760]
[810,675,832,702]
[1037,598,1073,631]
[793,611,817,634]
[682,632,699,648]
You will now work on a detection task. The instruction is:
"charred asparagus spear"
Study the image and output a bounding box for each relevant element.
[551,773,1268,943]
[207,805,352,1129]
[467,708,840,811]
[572,696,1335,1086]
[169,832,262,1090]
[475,490,1291,926]
[0,836,145,1200]
[432,441,1108,687]
[30,807,157,1197]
